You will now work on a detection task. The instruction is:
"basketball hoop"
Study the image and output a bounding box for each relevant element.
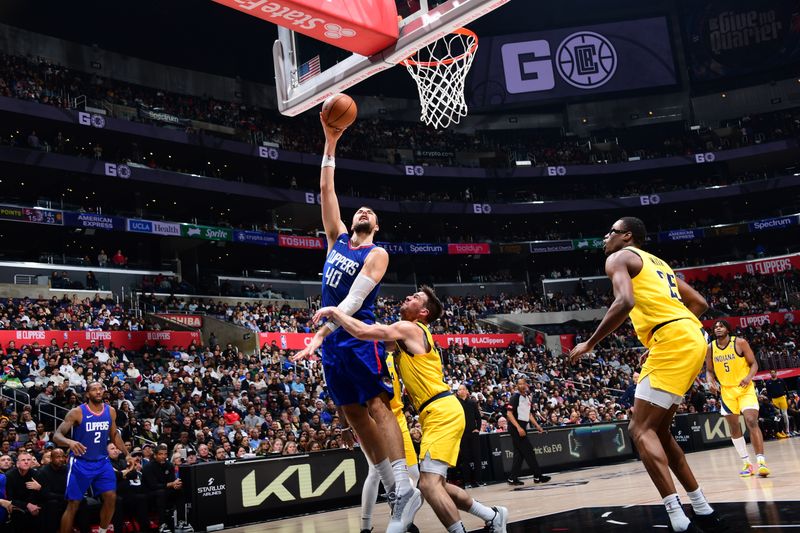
[400,27,478,129]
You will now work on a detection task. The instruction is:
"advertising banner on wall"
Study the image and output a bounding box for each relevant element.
[278,234,325,250]
[468,17,677,109]
[157,315,204,328]
[233,230,279,246]
[259,332,524,350]
[701,310,800,329]
[676,253,800,282]
[0,205,63,225]
[447,243,491,255]
[0,330,201,350]
[181,224,233,242]
[64,212,126,231]
[682,0,800,81]
[658,228,705,242]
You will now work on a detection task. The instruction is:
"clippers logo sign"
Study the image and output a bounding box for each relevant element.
[469,17,677,108]
[556,32,617,89]
[77,111,106,129]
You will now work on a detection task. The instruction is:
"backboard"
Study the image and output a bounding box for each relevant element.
[270,0,510,116]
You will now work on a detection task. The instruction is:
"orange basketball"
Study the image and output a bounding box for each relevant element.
[321,93,357,130]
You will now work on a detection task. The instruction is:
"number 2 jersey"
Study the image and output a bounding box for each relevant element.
[71,403,112,461]
[624,246,701,347]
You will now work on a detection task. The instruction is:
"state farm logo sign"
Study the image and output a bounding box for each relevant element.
[227,1,356,36]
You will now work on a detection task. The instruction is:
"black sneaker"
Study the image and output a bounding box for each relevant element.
[360,529,373,533]
[692,510,726,532]
[407,524,420,533]
[507,478,524,486]
[534,475,551,483]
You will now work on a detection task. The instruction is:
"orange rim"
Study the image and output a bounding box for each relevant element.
[400,27,478,68]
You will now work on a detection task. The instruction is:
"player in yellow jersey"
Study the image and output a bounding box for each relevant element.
[357,351,421,533]
[704,320,768,478]
[569,217,723,533]
[314,286,508,533]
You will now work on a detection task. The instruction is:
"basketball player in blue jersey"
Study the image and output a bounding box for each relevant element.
[292,116,421,533]
[54,381,127,533]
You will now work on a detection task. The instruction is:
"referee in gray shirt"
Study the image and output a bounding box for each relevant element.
[506,377,550,485]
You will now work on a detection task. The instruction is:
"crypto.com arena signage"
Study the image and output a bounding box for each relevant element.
[469,17,677,108]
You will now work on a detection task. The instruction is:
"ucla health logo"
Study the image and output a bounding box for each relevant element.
[556,32,617,89]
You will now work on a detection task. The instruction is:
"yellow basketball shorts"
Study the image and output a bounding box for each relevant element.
[640,319,707,397]
[720,383,759,415]
[395,410,418,466]
[418,394,465,467]
[771,396,788,411]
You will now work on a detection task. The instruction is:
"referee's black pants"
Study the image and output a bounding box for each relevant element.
[509,425,542,480]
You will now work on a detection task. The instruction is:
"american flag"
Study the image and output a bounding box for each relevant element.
[297,55,321,84]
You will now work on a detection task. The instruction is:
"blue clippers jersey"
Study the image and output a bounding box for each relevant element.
[72,403,111,461]
[322,233,380,323]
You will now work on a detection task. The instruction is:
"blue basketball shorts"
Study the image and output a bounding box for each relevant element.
[66,456,117,500]
[322,330,393,406]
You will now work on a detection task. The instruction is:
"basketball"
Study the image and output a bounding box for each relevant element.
[321,93,357,130]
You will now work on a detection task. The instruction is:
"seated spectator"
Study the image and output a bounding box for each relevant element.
[111,250,127,268]
[6,451,42,531]
[35,447,67,533]
[142,444,185,533]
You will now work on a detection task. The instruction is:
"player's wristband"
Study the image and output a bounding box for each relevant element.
[321,155,336,168]
[324,320,340,333]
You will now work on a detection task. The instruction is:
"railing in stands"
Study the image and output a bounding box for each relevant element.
[38,401,69,432]
[0,386,30,413]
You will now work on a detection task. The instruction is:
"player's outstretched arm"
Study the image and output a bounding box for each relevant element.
[53,407,86,456]
[314,306,419,344]
[676,277,708,318]
[569,251,635,363]
[319,114,348,249]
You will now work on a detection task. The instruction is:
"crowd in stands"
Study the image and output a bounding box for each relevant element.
[0,294,153,332]
[3,52,800,174]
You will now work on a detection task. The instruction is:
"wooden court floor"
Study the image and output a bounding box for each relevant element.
[230,438,800,532]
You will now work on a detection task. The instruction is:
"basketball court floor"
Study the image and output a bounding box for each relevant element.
[235,438,800,532]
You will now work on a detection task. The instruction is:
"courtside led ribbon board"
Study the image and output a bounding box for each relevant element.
[213,0,399,57]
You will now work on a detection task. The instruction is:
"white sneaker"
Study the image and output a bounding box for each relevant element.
[486,506,508,533]
[386,487,422,533]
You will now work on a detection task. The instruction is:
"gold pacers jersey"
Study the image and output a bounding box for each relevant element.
[395,322,449,411]
[711,336,749,387]
[625,246,701,346]
[385,352,404,418]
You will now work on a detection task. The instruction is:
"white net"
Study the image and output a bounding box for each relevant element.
[401,28,478,129]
